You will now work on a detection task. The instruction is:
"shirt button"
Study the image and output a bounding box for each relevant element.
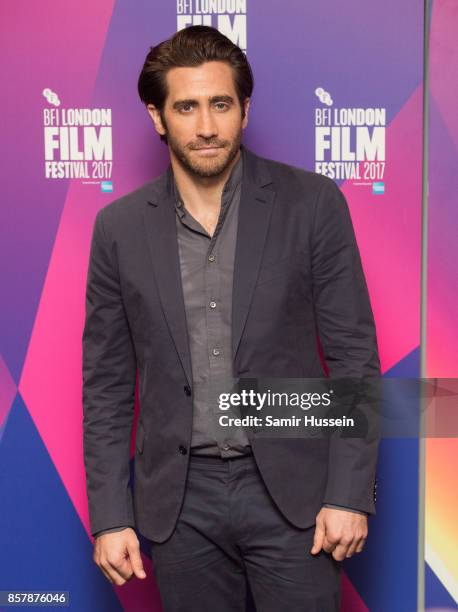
[208,254,215,262]
[178,445,187,455]
[222,444,230,451]
[209,301,217,309]
[212,348,220,356]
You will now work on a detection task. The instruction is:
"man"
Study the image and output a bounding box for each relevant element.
[82,25,380,611]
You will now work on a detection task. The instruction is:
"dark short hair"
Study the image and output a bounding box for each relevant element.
[138,25,254,143]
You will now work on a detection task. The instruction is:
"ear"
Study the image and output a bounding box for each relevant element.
[242,97,250,129]
[146,104,167,137]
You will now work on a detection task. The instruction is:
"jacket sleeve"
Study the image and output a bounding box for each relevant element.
[82,208,137,537]
[310,177,381,515]
[93,525,132,538]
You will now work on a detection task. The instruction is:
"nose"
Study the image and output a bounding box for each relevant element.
[195,106,218,140]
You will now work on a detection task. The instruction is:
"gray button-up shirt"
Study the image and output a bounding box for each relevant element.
[172,152,251,458]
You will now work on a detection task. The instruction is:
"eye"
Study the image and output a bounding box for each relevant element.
[214,102,229,111]
[180,103,194,113]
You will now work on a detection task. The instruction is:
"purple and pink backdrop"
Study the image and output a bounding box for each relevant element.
[0,1,456,610]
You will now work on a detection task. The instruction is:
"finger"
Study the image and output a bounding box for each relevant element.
[94,547,114,584]
[99,565,115,584]
[332,543,349,562]
[101,559,127,585]
[355,536,367,554]
[109,559,133,583]
[106,551,135,583]
[345,538,359,558]
[322,535,338,555]
[127,540,147,579]
[310,524,325,554]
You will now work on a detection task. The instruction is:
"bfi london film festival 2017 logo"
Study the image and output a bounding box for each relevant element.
[176,0,247,52]
[314,88,386,195]
[42,88,114,193]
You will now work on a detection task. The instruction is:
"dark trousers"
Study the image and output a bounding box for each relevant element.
[149,453,341,612]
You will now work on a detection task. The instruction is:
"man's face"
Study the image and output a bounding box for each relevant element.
[147,61,249,178]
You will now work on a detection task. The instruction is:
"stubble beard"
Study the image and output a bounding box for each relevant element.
[167,127,243,178]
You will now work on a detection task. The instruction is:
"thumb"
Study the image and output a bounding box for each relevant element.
[126,540,147,579]
[311,521,325,555]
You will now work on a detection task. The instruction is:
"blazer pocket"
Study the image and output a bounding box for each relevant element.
[256,253,302,286]
[136,421,146,455]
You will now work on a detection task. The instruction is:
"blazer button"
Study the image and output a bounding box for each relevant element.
[183,385,191,396]
[178,445,187,455]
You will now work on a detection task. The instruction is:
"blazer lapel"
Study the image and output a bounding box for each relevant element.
[141,145,276,384]
[142,167,193,387]
[232,146,276,360]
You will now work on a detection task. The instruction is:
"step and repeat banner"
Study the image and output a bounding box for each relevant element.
[1,1,454,610]
[425,1,458,610]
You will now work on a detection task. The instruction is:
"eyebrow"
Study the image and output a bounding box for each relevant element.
[172,95,235,110]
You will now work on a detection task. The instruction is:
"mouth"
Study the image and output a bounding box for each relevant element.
[193,146,224,156]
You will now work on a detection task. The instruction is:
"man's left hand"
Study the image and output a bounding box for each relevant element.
[310,506,368,561]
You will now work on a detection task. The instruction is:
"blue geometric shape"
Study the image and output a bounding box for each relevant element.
[344,347,420,612]
[425,561,458,609]
[0,394,123,611]
[386,346,420,378]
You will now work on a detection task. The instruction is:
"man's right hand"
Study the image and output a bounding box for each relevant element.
[93,527,147,585]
